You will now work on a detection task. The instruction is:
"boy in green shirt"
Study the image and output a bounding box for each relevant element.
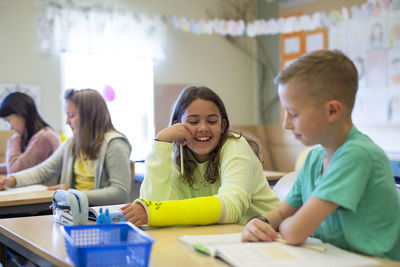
[242,49,400,261]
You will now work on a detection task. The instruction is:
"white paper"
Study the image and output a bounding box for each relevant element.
[0,184,47,196]
[88,204,125,219]
[179,233,381,267]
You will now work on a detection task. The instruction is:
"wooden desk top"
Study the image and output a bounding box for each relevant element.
[0,190,53,207]
[146,224,241,267]
[0,216,398,267]
[0,215,72,267]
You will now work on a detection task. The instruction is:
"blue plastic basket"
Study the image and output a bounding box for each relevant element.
[62,222,154,267]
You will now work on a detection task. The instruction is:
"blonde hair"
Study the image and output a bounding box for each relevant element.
[275,49,358,114]
[65,89,116,160]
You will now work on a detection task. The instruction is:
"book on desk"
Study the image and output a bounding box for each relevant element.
[179,233,380,267]
[88,204,125,220]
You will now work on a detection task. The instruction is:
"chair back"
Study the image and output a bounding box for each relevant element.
[129,160,135,202]
[273,171,298,201]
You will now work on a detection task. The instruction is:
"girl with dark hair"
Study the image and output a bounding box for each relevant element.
[121,85,279,227]
[0,92,60,174]
[0,89,132,206]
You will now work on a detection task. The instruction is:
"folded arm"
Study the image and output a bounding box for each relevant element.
[242,197,338,245]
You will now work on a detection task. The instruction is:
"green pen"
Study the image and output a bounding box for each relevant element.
[192,243,211,256]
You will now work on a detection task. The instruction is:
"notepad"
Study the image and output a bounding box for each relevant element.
[179,233,381,267]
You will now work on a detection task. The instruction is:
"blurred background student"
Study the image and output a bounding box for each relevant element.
[0,92,60,175]
[0,89,132,206]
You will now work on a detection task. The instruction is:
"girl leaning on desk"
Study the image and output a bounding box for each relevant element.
[121,85,280,227]
[0,89,132,206]
[0,92,60,175]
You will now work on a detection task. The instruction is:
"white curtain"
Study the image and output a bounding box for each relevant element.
[37,0,166,59]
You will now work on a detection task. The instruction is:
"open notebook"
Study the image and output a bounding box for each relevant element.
[88,204,125,220]
[179,233,381,267]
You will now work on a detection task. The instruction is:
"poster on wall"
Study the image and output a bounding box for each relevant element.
[305,29,327,53]
[368,16,388,50]
[329,10,400,128]
[388,48,400,86]
[366,49,388,88]
[0,83,41,130]
[388,11,400,48]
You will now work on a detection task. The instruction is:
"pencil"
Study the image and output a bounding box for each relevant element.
[180,144,184,176]
[276,238,326,252]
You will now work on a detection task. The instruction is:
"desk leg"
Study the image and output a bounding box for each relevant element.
[0,242,7,266]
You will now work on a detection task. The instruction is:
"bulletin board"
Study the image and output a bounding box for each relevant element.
[280,17,327,121]
[329,10,400,126]
[281,32,304,69]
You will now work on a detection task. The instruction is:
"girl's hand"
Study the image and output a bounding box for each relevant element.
[242,217,278,242]
[120,202,148,227]
[47,184,70,190]
[0,176,16,190]
[155,123,193,145]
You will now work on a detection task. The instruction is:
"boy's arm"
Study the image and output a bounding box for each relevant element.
[242,201,297,242]
[279,196,338,245]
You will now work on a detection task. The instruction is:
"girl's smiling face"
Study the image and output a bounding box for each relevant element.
[181,98,227,162]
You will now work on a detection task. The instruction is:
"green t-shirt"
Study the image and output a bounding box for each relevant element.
[286,126,400,261]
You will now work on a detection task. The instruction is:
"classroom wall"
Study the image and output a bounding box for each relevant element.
[279,0,400,156]
[0,0,258,132]
[280,0,367,16]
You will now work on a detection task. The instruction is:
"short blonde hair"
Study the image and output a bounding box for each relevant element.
[275,50,358,113]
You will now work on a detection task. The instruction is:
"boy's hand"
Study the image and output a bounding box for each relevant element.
[120,202,148,227]
[242,217,278,242]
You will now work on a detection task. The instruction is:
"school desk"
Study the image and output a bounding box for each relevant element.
[0,215,398,267]
[0,189,53,216]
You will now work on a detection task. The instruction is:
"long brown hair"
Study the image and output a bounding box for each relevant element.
[65,89,116,160]
[170,85,241,187]
[0,92,51,151]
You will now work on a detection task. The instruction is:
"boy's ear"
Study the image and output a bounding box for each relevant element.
[326,100,342,122]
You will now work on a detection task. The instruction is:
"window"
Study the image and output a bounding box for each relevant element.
[62,52,154,161]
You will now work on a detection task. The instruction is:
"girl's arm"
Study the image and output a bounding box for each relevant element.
[12,140,67,186]
[140,123,193,201]
[155,123,193,144]
[214,137,280,224]
[122,196,222,227]
[6,130,59,174]
[0,163,7,174]
[83,138,131,206]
